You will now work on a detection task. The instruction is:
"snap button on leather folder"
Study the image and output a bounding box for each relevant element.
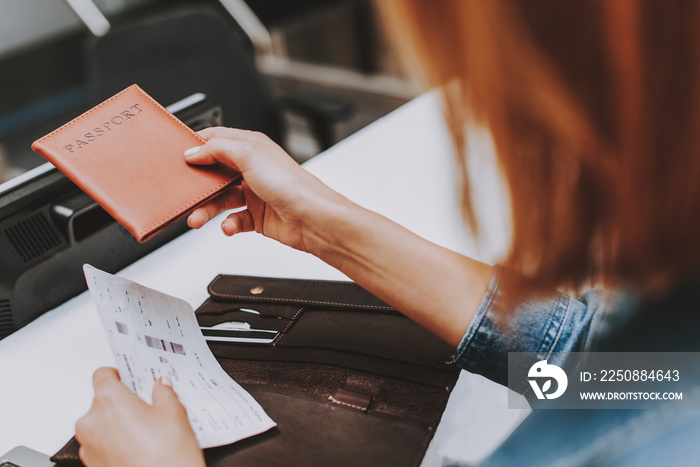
[31,84,241,242]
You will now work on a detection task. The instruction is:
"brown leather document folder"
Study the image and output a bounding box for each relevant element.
[31,84,240,242]
[195,275,460,467]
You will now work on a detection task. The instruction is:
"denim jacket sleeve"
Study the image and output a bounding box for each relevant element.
[453,266,604,394]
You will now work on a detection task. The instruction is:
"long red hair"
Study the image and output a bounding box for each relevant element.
[380,0,700,293]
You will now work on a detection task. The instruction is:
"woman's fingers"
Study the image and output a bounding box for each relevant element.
[188,186,266,235]
[241,181,266,235]
[184,137,262,171]
[90,367,142,410]
[152,377,184,412]
[196,127,273,145]
[92,367,121,389]
[221,210,255,236]
[77,367,133,445]
[188,185,245,228]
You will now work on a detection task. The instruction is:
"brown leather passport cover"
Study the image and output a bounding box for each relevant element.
[31,84,240,242]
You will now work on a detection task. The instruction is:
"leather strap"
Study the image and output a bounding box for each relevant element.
[208,275,395,311]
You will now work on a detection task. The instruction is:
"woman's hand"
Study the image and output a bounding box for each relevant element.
[75,368,205,467]
[185,127,350,254]
[184,127,492,347]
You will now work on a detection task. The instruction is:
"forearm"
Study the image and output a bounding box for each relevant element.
[304,198,493,347]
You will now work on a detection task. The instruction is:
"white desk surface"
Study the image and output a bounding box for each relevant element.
[0,92,528,465]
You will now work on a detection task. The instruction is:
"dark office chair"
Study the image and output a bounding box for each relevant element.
[246,0,380,74]
[85,5,351,150]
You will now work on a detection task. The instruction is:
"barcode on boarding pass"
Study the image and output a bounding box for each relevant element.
[144,335,186,355]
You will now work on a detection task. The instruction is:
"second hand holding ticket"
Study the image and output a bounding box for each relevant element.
[83,264,276,448]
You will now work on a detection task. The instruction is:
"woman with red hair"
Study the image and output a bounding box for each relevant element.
[75,1,700,465]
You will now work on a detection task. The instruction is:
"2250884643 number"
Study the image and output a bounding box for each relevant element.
[600,369,680,382]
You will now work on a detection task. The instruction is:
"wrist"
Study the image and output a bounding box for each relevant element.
[302,197,381,272]
[298,190,365,260]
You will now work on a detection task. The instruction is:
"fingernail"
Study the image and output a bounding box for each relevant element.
[184,146,201,157]
[160,376,173,387]
[221,219,235,236]
[189,211,204,229]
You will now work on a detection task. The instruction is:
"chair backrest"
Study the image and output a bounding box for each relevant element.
[86,6,284,144]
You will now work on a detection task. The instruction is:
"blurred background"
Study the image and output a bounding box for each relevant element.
[0,0,422,184]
